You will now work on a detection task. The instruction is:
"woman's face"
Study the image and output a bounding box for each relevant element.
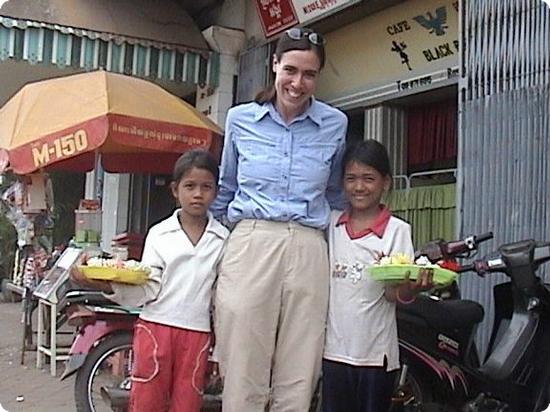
[272,49,321,120]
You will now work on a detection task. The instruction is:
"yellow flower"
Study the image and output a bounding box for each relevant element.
[391,253,412,264]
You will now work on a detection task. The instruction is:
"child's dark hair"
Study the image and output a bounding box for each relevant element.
[255,28,325,104]
[172,149,219,183]
[343,139,392,178]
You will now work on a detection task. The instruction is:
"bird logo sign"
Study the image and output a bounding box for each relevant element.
[413,6,449,36]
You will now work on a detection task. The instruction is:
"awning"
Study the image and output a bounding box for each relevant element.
[0,1,220,87]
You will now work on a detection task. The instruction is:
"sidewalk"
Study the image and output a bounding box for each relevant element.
[0,301,74,412]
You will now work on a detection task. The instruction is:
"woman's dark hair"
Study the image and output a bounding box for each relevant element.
[342,139,392,178]
[255,28,325,104]
[172,149,219,184]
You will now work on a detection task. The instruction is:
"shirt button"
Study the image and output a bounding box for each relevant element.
[283,175,288,180]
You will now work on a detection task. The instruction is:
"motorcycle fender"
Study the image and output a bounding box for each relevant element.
[400,340,470,396]
[60,320,134,380]
[60,353,86,380]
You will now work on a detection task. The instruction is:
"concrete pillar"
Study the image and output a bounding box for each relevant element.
[196,26,246,128]
[100,173,130,253]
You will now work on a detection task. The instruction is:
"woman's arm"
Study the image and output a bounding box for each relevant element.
[326,115,348,210]
[210,112,238,220]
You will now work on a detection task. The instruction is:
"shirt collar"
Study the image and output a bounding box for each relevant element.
[254,97,323,127]
[254,103,270,122]
[161,209,228,240]
[336,205,392,239]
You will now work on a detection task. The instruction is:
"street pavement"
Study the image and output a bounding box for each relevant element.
[0,301,74,412]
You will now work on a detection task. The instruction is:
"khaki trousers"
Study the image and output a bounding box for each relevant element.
[215,220,329,412]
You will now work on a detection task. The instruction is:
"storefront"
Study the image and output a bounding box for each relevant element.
[308,0,456,246]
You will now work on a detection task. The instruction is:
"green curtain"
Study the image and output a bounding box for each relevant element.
[384,184,456,249]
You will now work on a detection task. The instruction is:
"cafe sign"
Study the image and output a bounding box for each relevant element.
[316,0,460,105]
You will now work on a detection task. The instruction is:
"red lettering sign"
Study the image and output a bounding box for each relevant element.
[255,0,299,38]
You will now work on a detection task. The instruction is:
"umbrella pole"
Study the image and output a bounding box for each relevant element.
[85,151,103,203]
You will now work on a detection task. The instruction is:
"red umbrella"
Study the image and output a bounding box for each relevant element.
[0,71,222,174]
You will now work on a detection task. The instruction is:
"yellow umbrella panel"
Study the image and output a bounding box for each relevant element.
[0,71,222,174]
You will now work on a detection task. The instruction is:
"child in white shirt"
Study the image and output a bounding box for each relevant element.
[322,140,431,412]
[71,149,228,412]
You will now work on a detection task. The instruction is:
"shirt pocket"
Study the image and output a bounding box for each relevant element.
[238,135,278,160]
[300,142,338,164]
[293,142,338,189]
[237,135,279,184]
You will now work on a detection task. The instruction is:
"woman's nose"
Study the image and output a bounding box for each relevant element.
[291,74,303,88]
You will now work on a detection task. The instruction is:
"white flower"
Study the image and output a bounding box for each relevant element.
[415,256,431,266]
[379,256,392,265]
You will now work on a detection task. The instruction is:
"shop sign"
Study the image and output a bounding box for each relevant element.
[32,129,89,169]
[255,0,299,38]
[292,0,361,24]
[317,0,460,105]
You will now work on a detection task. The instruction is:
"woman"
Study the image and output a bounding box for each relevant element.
[211,27,348,412]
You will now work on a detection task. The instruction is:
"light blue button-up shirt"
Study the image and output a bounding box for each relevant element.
[211,98,348,229]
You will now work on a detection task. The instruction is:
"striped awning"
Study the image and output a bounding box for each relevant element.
[0,16,220,87]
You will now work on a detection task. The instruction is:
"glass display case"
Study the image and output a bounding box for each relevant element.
[33,247,82,304]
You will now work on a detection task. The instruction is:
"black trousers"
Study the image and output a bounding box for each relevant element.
[322,359,397,412]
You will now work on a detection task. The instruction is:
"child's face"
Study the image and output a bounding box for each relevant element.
[171,167,217,219]
[343,161,390,213]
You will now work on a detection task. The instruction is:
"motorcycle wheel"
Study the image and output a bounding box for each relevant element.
[392,364,433,411]
[74,332,133,412]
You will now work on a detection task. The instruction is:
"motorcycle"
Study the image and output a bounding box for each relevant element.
[392,235,550,412]
[60,289,138,412]
[60,289,223,412]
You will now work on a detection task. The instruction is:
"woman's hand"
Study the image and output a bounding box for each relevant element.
[69,265,113,294]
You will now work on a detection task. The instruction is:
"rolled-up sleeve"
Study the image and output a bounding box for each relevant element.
[210,111,238,220]
[104,233,163,307]
[326,116,348,211]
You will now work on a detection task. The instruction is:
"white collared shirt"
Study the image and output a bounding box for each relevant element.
[324,210,414,371]
[108,210,229,332]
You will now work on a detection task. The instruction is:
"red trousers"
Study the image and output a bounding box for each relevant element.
[128,319,210,412]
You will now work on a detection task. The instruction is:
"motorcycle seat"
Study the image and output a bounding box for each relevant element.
[63,289,115,307]
[402,296,484,330]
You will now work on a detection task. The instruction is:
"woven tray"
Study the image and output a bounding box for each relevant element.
[79,266,149,285]
[368,264,457,286]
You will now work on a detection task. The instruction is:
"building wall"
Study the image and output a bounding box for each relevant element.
[458,0,550,355]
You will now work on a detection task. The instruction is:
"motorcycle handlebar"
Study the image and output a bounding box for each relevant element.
[416,232,494,262]
[459,242,550,276]
[475,232,494,244]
